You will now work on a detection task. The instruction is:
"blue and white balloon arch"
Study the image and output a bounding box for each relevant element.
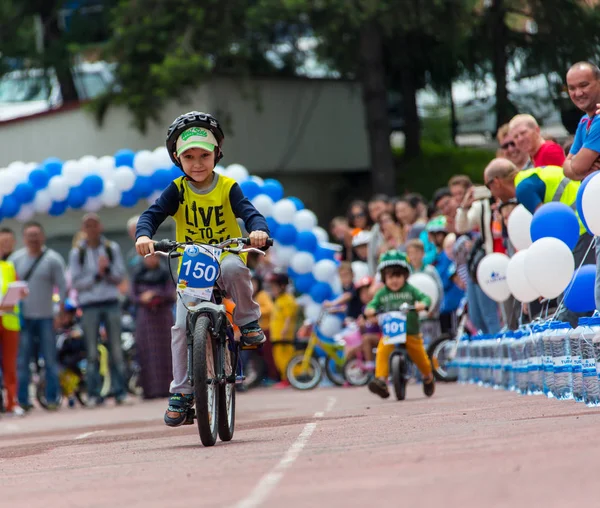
[1,147,362,339]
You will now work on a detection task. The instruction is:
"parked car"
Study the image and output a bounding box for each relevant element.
[0,62,116,121]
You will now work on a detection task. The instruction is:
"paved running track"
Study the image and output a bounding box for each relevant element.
[0,383,598,508]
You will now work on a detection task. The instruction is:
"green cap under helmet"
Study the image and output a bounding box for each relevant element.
[377,250,411,274]
[426,215,447,233]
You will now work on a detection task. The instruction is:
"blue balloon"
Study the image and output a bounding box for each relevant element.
[13,182,35,204]
[170,165,183,180]
[114,149,135,168]
[530,202,579,250]
[151,169,173,191]
[296,231,318,253]
[48,200,68,217]
[133,175,154,198]
[565,264,597,313]
[310,282,332,304]
[266,217,279,237]
[120,189,139,208]
[295,273,316,293]
[576,171,598,236]
[314,244,338,261]
[288,196,304,211]
[29,168,50,190]
[67,187,86,209]
[42,157,63,177]
[1,196,19,218]
[81,174,104,197]
[261,179,284,201]
[287,267,298,280]
[274,224,297,246]
[239,180,261,200]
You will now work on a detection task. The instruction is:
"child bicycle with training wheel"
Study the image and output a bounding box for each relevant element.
[135,111,271,436]
[365,251,435,400]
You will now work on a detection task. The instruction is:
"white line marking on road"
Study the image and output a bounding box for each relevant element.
[313,411,324,418]
[74,430,104,440]
[235,422,317,508]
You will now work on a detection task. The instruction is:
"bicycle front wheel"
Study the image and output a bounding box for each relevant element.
[218,339,236,442]
[193,316,219,447]
[286,353,322,390]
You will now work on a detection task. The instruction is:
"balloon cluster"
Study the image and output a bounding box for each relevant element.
[475,186,597,315]
[0,148,183,221]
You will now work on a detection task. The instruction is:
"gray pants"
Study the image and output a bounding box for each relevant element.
[80,302,126,399]
[170,254,260,394]
[558,233,596,326]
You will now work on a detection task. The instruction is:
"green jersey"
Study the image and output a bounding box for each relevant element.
[366,283,432,335]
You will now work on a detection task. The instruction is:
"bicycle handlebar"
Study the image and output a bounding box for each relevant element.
[151,237,273,258]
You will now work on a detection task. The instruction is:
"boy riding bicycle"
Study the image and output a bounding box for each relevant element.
[365,251,435,399]
[135,111,270,426]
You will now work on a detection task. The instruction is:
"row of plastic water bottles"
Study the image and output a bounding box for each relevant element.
[455,316,600,406]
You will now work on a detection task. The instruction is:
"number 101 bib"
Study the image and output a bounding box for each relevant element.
[177,244,222,300]
[378,311,407,345]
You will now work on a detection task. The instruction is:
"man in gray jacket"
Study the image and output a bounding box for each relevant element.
[11,221,67,411]
[68,213,127,407]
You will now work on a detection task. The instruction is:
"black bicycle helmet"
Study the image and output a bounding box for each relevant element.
[166,111,225,168]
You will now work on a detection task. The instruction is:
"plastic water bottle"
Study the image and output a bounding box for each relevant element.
[581,318,600,406]
[502,333,515,391]
[457,335,470,384]
[552,322,573,400]
[530,325,545,395]
[470,336,480,385]
[492,335,503,389]
[482,335,492,387]
[524,328,540,395]
[542,325,555,398]
[569,320,585,403]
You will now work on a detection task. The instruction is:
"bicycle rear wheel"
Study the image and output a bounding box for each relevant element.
[324,358,346,386]
[286,353,322,390]
[391,354,406,401]
[218,338,236,442]
[428,336,458,382]
[193,316,219,447]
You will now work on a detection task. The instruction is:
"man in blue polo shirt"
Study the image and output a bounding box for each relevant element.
[563,61,600,312]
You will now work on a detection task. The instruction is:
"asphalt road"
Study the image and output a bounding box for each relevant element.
[1,382,597,508]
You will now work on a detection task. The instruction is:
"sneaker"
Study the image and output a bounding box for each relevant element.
[20,403,34,413]
[273,380,291,390]
[86,396,105,409]
[241,322,266,346]
[115,395,134,406]
[164,393,194,427]
[423,377,435,397]
[45,403,59,411]
[7,406,25,417]
[368,378,390,399]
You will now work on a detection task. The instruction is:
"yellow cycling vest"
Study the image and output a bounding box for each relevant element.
[514,166,585,235]
[173,174,246,262]
[0,260,20,332]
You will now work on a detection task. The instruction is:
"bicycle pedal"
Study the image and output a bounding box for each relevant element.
[184,408,196,425]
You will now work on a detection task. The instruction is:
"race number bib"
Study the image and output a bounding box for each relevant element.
[378,311,407,345]
[177,244,222,300]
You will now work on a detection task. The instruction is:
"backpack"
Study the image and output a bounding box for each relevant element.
[78,240,114,266]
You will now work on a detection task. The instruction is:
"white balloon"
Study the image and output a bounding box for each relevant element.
[313,259,338,283]
[290,252,316,275]
[250,175,264,186]
[98,155,116,172]
[15,204,35,222]
[62,160,86,186]
[305,300,322,322]
[114,166,136,191]
[506,250,539,303]
[313,226,329,243]
[79,155,99,174]
[214,165,226,175]
[251,195,274,218]
[525,237,575,299]
[83,196,103,212]
[273,244,297,267]
[476,253,511,303]
[331,275,343,296]
[408,272,440,310]
[272,199,297,224]
[319,314,343,338]
[582,172,600,236]
[33,189,53,214]
[351,261,370,283]
[152,146,173,169]
[7,161,27,182]
[293,209,318,232]
[133,150,155,176]
[226,164,249,183]
[0,170,18,195]
[507,204,533,251]
[101,180,122,208]
[48,176,70,201]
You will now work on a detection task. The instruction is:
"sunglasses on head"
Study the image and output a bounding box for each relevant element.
[501,141,515,150]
